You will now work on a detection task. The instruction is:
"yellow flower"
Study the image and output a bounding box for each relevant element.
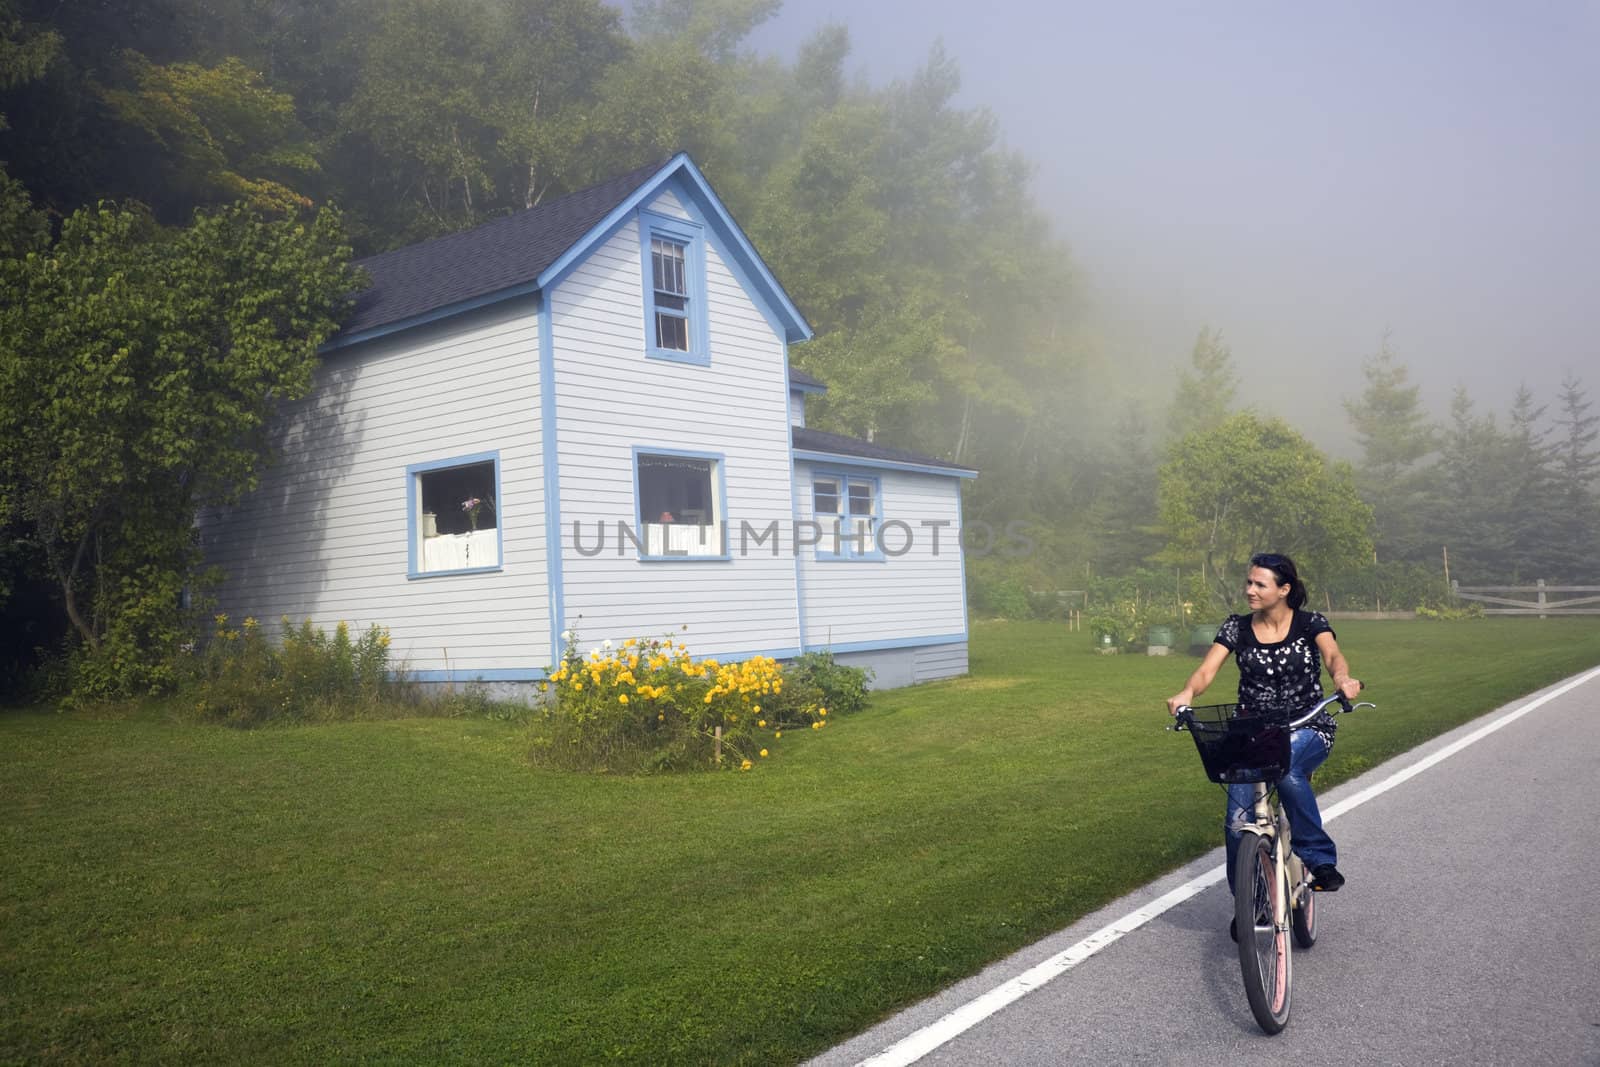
[760,749,768,758]
[812,722,821,730]
[618,694,629,704]
[574,681,584,691]
[658,713,665,721]
[774,731,782,739]
[753,705,761,714]
[740,759,752,771]
[757,720,766,728]
[214,613,228,625]
[819,707,827,716]
[242,616,258,630]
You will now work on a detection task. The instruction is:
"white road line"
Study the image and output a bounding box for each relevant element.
[856,666,1600,1067]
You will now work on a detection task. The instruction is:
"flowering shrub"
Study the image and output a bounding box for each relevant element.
[184,615,409,725]
[531,630,841,773]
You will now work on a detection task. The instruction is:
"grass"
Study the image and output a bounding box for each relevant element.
[3,617,1598,1064]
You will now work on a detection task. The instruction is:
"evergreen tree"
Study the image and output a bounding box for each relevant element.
[1431,387,1514,581]
[1343,342,1436,562]
[1503,385,1559,578]
[1166,326,1237,442]
[1549,373,1600,579]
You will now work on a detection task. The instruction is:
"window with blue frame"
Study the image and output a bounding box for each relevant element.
[636,450,725,558]
[408,454,502,577]
[813,472,882,560]
[639,211,707,364]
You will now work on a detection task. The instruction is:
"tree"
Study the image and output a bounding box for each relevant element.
[1503,385,1559,576]
[1429,387,1512,580]
[98,54,320,218]
[1548,372,1600,579]
[1158,412,1373,608]
[1343,341,1436,560]
[0,199,359,693]
[1166,326,1237,441]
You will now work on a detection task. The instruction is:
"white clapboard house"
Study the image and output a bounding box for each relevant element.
[201,154,976,690]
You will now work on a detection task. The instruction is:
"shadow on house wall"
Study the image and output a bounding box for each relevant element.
[198,356,366,625]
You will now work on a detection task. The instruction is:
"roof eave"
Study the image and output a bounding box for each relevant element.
[324,280,543,352]
[792,448,978,479]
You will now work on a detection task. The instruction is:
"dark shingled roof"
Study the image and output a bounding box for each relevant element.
[787,366,827,391]
[792,426,976,475]
[341,160,668,339]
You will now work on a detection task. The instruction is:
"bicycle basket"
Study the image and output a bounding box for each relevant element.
[1182,703,1292,784]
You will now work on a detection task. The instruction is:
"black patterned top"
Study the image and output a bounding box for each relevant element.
[1215,610,1338,742]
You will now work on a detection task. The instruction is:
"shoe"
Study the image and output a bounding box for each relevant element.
[1229,917,1238,942]
[1311,863,1344,892]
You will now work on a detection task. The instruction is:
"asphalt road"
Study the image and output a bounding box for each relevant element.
[810,669,1600,1067]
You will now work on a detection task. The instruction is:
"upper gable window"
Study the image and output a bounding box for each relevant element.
[639,210,708,365]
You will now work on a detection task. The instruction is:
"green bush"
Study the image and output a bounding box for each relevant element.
[780,650,871,717]
[532,632,781,773]
[530,632,861,774]
[182,615,412,725]
[1414,600,1486,621]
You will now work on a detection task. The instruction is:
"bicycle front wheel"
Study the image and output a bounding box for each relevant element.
[1234,831,1291,1033]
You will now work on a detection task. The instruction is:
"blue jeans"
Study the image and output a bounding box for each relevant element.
[1225,727,1335,891]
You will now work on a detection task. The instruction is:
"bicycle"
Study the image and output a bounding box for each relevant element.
[1170,691,1375,1034]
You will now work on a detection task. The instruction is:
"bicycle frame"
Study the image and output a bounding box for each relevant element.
[1242,779,1303,942]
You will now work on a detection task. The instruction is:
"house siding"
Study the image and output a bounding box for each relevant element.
[201,300,550,676]
[794,462,968,652]
[548,184,801,659]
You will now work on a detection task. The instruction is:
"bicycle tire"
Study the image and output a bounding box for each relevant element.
[1291,879,1317,949]
[1234,831,1291,1033]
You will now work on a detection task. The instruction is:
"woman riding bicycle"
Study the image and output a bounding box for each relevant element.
[1165,553,1363,906]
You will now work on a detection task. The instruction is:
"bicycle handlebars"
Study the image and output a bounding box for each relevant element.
[1168,689,1376,732]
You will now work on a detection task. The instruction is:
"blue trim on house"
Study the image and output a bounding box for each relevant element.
[810,633,968,655]
[791,449,979,479]
[674,155,813,344]
[410,668,549,683]
[630,445,732,561]
[789,380,827,395]
[326,280,543,351]
[539,154,811,344]
[638,209,710,366]
[405,450,503,580]
[782,347,809,654]
[677,190,788,343]
[956,480,971,641]
[539,298,566,668]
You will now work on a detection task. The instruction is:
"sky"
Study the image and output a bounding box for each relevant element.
[745,0,1598,447]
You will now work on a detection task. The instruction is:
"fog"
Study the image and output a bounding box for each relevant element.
[750,1,1597,452]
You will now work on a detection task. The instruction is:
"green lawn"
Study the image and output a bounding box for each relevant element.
[4,618,1598,1064]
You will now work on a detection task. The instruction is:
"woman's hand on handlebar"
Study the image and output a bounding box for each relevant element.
[1334,676,1363,702]
[1166,691,1193,716]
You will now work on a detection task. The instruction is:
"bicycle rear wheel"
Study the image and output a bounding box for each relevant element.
[1234,831,1291,1033]
[1291,878,1317,949]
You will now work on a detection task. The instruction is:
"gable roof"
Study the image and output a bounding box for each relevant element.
[792,426,977,478]
[331,154,812,349]
[787,366,827,393]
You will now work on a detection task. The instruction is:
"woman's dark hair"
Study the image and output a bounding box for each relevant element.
[1249,552,1307,609]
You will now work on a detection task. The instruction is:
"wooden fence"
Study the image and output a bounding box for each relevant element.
[1451,580,1600,616]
